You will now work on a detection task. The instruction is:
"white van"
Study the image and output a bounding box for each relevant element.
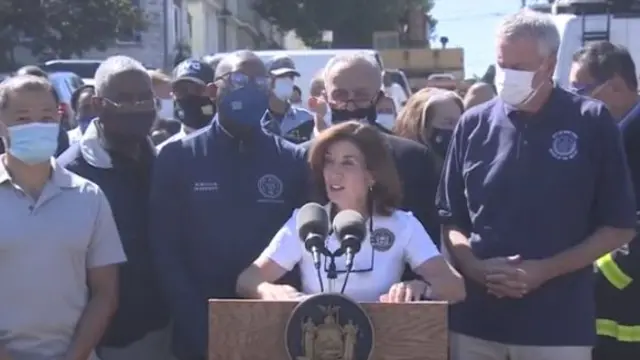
[547,0,640,89]
[211,49,384,108]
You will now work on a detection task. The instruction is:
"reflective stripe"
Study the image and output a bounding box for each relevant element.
[596,253,633,290]
[597,319,640,342]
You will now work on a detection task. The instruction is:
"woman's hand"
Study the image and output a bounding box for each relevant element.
[379,280,428,303]
[257,283,305,301]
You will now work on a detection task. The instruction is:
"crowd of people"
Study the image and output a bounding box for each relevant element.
[0,8,638,360]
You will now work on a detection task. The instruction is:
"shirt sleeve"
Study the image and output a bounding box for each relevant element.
[435,119,473,234]
[87,187,127,268]
[403,213,441,270]
[258,211,304,271]
[591,107,636,229]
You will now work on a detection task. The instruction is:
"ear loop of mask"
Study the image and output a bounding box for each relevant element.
[518,65,552,107]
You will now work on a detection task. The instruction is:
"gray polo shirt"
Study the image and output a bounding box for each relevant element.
[0,156,126,360]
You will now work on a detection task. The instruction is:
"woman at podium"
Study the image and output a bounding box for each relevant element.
[236,121,465,303]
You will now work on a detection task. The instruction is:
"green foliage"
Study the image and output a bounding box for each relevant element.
[253,0,437,48]
[0,0,145,63]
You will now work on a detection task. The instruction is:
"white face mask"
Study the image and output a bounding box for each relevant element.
[376,113,395,130]
[495,66,536,106]
[273,78,294,101]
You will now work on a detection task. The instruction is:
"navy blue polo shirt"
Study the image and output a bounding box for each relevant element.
[436,87,636,346]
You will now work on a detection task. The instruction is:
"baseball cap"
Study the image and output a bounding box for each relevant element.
[267,55,300,77]
[172,59,215,85]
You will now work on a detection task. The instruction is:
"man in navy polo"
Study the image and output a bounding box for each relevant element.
[149,50,307,360]
[437,10,636,360]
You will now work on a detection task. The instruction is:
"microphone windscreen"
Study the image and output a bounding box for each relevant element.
[296,203,330,241]
[332,210,366,242]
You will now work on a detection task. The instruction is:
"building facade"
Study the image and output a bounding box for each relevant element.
[13,0,283,70]
[187,0,284,59]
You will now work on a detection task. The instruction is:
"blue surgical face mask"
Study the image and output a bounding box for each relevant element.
[217,83,269,135]
[7,122,59,165]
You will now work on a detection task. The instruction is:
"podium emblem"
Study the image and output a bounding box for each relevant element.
[285,293,374,360]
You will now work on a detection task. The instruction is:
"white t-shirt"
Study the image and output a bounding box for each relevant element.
[258,208,440,302]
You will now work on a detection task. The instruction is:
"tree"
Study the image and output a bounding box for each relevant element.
[254,0,437,48]
[1,0,145,61]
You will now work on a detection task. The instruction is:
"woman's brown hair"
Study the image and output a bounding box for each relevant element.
[308,121,403,216]
[393,87,463,146]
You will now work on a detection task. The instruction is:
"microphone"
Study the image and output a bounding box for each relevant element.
[332,210,367,270]
[296,203,330,270]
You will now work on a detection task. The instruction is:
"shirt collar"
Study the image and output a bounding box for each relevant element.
[78,119,156,169]
[619,100,640,129]
[0,154,78,188]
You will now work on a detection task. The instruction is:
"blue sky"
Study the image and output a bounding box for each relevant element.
[431,0,522,77]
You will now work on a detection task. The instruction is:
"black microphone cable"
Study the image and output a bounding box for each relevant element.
[340,262,353,294]
[314,253,325,293]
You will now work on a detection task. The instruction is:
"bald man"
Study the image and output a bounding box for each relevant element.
[301,52,442,246]
[149,50,307,360]
[463,81,496,110]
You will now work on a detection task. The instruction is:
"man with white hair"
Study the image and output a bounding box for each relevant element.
[437,10,636,359]
[302,52,441,243]
[0,75,125,360]
[60,55,171,360]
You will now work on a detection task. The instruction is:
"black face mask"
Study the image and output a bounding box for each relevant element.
[330,104,377,125]
[430,128,453,157]
[174,95,216,130]
[99,110,155,148]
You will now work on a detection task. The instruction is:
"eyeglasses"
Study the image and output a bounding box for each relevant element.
[328,89,378,110]
[215,71,270,91]
[323,243,375,274]
[102,97,156,111]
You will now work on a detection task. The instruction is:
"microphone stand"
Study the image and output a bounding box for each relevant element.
[326,255,338,293]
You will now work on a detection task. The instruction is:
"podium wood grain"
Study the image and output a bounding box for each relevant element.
[208,299,448,360]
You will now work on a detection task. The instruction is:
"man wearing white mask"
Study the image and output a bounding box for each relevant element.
[437,10,636,360]
[262,55,314,144]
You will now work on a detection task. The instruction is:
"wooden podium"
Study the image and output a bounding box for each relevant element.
[208,299,448,360]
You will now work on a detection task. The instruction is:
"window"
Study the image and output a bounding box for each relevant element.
[117,0,143,44]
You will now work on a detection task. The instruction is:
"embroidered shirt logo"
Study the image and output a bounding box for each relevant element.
[549,130,578,160]
[258,174,284,203]
[193,182,219,192]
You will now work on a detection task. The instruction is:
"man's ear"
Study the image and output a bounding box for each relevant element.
[0,120,7,138]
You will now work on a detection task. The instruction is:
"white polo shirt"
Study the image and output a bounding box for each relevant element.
[259,208,440,301]
[0,156,126,360]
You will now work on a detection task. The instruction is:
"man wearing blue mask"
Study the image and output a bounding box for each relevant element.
[438,10,636,360]
[0,66,70,157]
[149,50,307,360]
[61,56,171,360]
[0,75,125,360]
[157,59,217,152]
[262,55,314,144]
